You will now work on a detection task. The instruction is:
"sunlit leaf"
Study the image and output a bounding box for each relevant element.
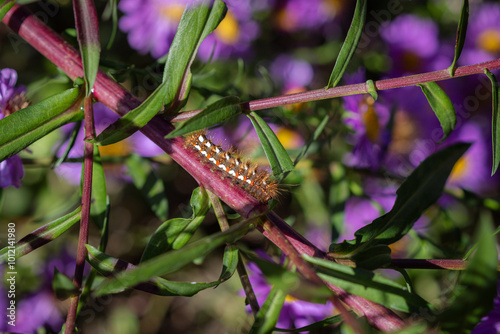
[52,268,79,300]
[0,88,83,162]
[248,112,294,177]
[166,96,241,138]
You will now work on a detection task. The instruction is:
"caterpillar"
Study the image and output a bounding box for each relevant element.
[185,131,279,202]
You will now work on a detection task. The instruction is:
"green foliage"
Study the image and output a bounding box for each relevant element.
[248,112,294,178]
[0,207,82,262]
[126,154,169,222]
[485,69,500,175]
[52,268,80,300]
[418,82,457,142]
[327,0,367,89]
[448,0,469,76]
[140,187,208,262]
[0,88,83,161]
[330,143,470,267]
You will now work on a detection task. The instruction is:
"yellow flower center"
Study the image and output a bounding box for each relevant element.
[449,156,468,183]
[98,140,131,157]
[159,4,185,22]
[477,29,500,54]
[285,295,299,303]
[275,8,298,32]
[214,11,239,45]
[361,96,380,142]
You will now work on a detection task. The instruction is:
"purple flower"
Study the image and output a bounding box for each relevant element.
[460,2,500,66]
[380,15,440,76]
[471,281,500,334]
[443,121,494,196]
[274,0,338,32]
[245,259,334,331]
[342,71,391,170]
[119,0,265,60]
[0,68,26,188]
[55,102,165,185]
[270,54,314,91]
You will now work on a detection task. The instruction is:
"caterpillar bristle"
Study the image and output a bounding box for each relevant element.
[184,131,279,203]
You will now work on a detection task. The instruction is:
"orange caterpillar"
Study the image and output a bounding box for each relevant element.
[185,131,278,202]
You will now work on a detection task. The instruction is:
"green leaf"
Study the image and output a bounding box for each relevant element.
[293,115,329,167]
[92,219,254,297]
[90,145,108,230]
[304,255,432,313]
[0,207,82,262]
[438,212,498,333]
[140,187,209,262]
[0,0,15,22]
[90,81,167,146]
[248,112,294,177]
[165,96,241,138]
[326,0,367,89]
[330,143,471,259]
[0,88,83,162]
[447,0,469,76]
[52,268,80,300]
[86,245,219,296]
[218,244,239,281]
[126,154,168,222]
[249,285,286,334]
[366,79,378,100]
[418,82,457,142]
[275,315,344,332]
[162,0,227,110]
[484,69,500,175]
[73,0,101,94]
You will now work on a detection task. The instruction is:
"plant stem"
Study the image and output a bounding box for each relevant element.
[64,96,94,334]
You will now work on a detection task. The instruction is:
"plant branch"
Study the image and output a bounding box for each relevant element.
[65,96,94,334]
[169,60,500,122]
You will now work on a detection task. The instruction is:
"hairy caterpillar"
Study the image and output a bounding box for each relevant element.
[185,132,279,202]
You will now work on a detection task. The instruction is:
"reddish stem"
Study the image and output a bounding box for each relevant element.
[65,96,94,333]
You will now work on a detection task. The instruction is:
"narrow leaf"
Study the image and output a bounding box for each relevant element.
[484,69,500,175]
[304,255,431,313]
[86,245,219,296]
[249,285,287,334]
[248,112,294,177]
[330,143,470,257]
[91,82,167,146]
[418,82,457,142]
[90,145,107,229]
[162,1,227,109]
[439,212,498,332]
[165,96,241,138]
[326,0,367,89]
[140,187,209,262]
[448,0,469,76]
[0,88,83,161]
[0,0,15,22]
[275,315,344,332]
[126,154,168,222]
[0,207,82,262]
[73,0,101,94]
[93,219,254,296]
[218,244,239,282]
